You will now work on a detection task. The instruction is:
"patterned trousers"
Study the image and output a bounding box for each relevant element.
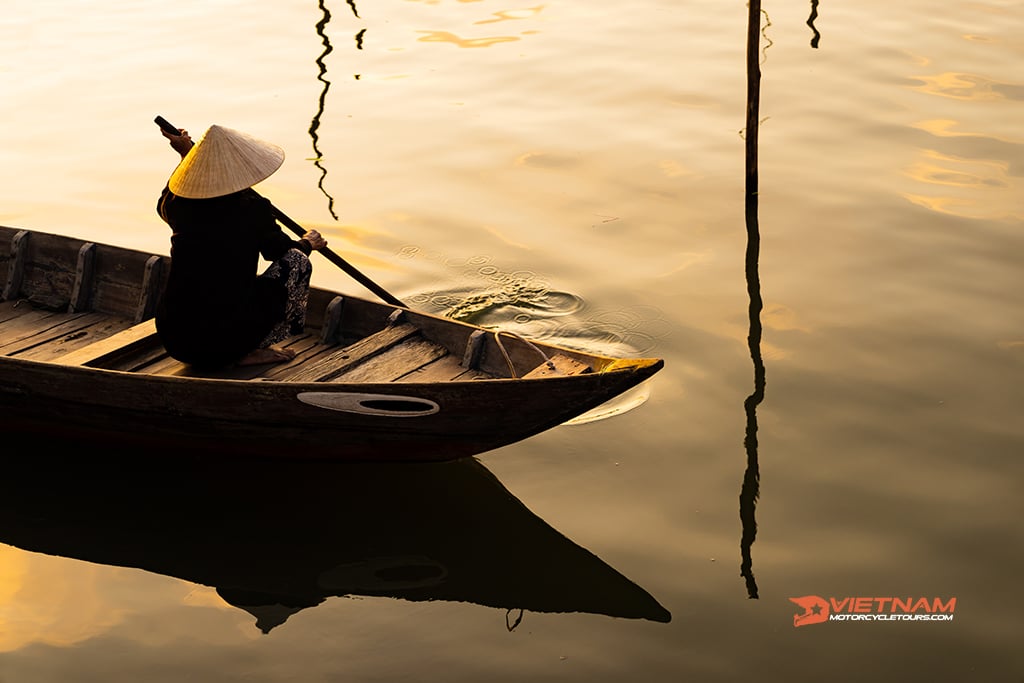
[258,248,312,348]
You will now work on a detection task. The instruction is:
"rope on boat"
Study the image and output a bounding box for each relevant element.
[492,330,556,379]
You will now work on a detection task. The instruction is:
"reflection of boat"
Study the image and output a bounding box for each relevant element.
[0,446,671,632]
[0,226,662,461]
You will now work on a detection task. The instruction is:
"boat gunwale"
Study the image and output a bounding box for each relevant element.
[0,347,663,388]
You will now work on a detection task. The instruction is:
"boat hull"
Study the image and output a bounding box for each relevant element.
[1,355,661,461]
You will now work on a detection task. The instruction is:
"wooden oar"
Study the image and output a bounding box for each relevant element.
[154,115,405,307]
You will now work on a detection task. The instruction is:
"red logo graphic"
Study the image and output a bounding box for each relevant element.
[790,595,830,627]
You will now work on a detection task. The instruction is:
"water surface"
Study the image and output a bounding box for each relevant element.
[1,0,1022,680]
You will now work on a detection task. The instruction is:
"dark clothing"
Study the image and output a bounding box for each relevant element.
[255,248,313,348]
[155,188,312,369]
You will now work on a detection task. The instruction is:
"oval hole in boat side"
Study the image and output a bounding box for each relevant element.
[297,391,440,417]
[359,399,436,413]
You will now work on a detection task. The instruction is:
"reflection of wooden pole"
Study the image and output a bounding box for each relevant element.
[807,0,821,48]
[740,0,764,601]
[311,0,339,220]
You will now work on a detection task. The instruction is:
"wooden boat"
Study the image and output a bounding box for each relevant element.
[0,447,671,630]
[0,225,663,461]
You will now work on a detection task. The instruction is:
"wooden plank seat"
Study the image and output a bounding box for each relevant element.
[53,317,159,367]
[395,354,492,383]
[153,332,319,380]
[125,321,423,382]
[522,354,593,378]
[278,322,422,383]
[0,308,109,358]
[0,300,149,365]
[327,336,449,383]
[133,322,430,383]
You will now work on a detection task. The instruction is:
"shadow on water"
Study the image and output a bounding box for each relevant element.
[0,440,670,633]
[739,0,766,601]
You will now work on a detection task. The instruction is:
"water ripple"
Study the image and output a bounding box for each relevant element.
[399,247,669,357]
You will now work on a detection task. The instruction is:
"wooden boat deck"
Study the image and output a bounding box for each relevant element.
[0,297,501,383]
[0,223,612,395]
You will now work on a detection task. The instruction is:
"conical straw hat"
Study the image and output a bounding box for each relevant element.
[168,125,285,199]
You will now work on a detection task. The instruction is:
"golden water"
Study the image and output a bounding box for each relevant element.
[1,0,1022,680]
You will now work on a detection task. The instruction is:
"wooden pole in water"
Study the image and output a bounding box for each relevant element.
[745,0,761,204]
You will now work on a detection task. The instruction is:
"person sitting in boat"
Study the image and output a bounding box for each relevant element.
[156,124,328,368]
